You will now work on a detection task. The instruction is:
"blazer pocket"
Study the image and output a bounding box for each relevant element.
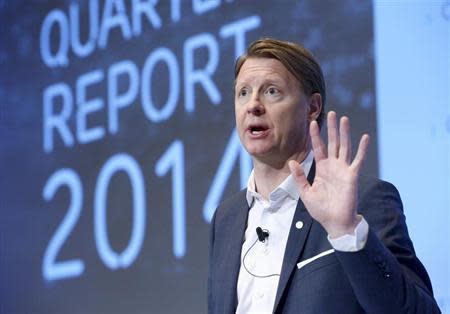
[297,249,335,271]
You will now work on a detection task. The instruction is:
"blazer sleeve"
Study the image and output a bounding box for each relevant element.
[334,178,441,313]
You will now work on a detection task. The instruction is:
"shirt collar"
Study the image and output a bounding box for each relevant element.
[245,150,314,206]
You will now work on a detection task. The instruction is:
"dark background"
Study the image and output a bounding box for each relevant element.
[0,1,378,313]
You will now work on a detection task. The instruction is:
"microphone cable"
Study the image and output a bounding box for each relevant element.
[242,228,280,278]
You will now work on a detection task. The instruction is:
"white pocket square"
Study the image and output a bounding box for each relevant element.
[297,249,335,270]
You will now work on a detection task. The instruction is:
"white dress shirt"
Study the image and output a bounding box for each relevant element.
[236,152,368,314]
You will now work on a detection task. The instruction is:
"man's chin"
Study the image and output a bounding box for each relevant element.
[245,146,274,159]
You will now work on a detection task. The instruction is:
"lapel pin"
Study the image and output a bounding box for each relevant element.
[295,221,304,229]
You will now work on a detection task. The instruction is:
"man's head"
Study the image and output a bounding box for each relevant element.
[235,38,326,128]
[234,38,325,165]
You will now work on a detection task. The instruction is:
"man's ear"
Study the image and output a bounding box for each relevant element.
[308,93,322,122]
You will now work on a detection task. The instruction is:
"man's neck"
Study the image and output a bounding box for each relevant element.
[252,150,308,200]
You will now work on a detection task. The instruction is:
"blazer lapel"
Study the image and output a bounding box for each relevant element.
[273,162,316,311]
[218,191,250,313]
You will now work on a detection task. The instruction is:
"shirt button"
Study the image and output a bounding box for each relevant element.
[263,247,270,255]
[256,291,264,299]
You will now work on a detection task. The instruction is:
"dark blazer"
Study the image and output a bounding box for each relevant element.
[208,164,441,313]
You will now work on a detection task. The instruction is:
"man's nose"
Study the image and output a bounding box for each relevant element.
[247,95,265,115]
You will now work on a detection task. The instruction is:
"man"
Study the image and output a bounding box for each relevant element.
[208,38,440,313]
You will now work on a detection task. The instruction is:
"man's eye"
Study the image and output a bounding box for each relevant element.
[266,87,279,95]
[239,89,249,97]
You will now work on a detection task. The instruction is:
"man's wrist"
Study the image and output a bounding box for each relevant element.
[326,215,362,239]
[327,215,369,252]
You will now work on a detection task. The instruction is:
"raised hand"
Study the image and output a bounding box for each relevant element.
[288,111,370,238]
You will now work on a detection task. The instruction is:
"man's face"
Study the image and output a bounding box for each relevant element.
[235,57,311,165]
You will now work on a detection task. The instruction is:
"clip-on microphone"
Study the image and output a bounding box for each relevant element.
[256,227,269,243]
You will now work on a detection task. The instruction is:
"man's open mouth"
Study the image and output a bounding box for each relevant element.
[248,124,269,135]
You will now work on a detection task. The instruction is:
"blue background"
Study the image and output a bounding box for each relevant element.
[0,1,448,313]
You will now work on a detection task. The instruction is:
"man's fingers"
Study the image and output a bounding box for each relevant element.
[327,111,339,158]
[339,116,351,163]
[288,160,310,194]
[351,134,370,172]
[310,120,326,160]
